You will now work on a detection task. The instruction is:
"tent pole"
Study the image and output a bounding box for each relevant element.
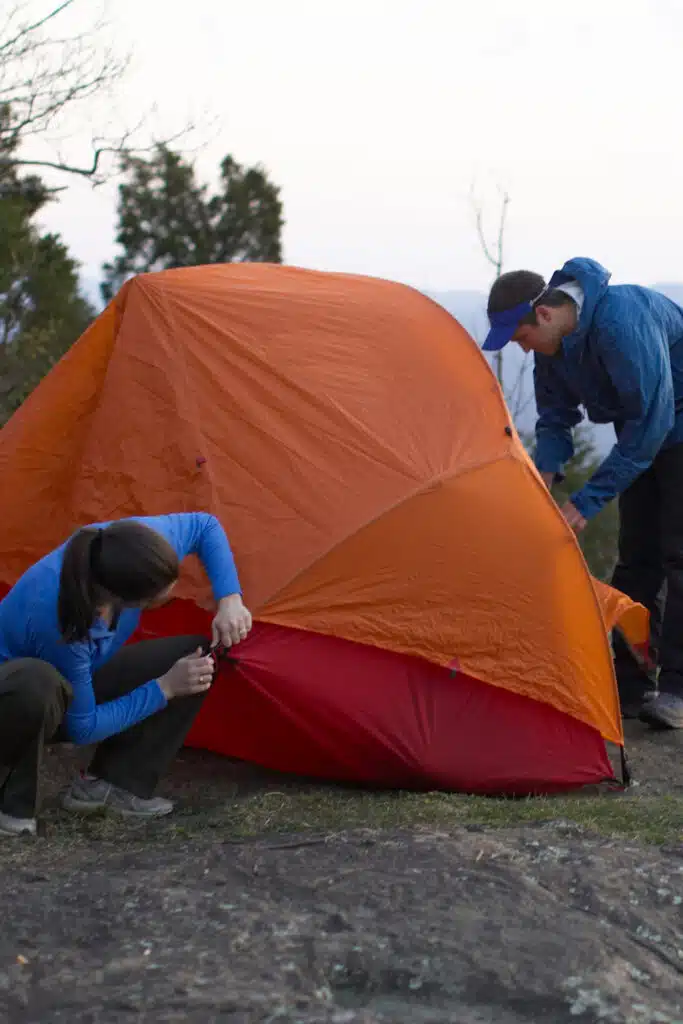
[619,745,632,788]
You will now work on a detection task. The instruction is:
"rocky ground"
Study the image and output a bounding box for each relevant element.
[0,720,681,1023]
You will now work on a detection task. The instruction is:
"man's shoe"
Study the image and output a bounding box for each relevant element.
[0,810,37,837]
[61,774,174,819]
[638,692,683,730]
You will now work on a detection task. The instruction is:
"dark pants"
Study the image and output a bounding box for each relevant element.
[0,635,207,819]
[612,443,683,702]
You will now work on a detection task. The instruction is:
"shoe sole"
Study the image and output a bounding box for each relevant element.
[638,707,683,730]
[61,795,173,819]
[114,804,174,819]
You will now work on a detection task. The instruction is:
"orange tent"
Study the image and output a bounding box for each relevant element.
[0,264,647,793]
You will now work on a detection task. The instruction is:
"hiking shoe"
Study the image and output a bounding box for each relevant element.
[638,692,683,730]
[61,774,174,819]
[0,810,37,837]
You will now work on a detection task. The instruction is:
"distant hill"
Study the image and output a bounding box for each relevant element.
[423,289,488,342]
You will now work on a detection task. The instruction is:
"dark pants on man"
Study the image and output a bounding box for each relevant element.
[0,635,207,819]
[612,443,683,703]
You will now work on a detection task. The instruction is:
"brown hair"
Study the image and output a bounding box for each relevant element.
[58,521,179,642]
[487,270,574,326]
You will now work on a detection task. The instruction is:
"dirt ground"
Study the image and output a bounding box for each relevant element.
[0,720,681,1024]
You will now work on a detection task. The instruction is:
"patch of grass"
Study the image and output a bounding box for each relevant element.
[206,789,683,845]
[44,787,683,847]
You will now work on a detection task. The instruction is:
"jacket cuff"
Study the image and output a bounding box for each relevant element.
[570,488,603,521]
[534,454,566,485]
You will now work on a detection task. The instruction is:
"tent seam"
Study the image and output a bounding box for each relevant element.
[259,448,520,609]
[517,451,625,744]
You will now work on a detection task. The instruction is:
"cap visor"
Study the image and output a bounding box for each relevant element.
[482,325,514,352]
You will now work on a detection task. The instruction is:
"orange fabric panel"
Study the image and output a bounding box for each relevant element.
[13,266,516,607]
[0,301,121,577]
[260,457,623,744]
[0,263,640,746]
[592,578,649,647]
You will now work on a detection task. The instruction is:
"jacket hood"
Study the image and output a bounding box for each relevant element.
[548,258,611,338]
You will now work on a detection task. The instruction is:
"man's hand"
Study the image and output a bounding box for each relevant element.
[560,501,587,534]
[212,594,253,648]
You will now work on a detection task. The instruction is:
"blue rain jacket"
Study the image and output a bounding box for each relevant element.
[534,258,683,518]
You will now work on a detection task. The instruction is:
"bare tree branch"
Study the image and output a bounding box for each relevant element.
[470,181,510,387]
[470,179,532,430]
[0,1,180,185]
[495,185,510,276]
[470,182,510,277]
[0,2,75,56]
[12,123,194,182]
[474,204,499,270]
[14,146,113,178]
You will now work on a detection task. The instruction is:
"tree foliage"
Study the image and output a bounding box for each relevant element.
[552,426,619,581]
[101,146,284,300]
[0,126,93,423]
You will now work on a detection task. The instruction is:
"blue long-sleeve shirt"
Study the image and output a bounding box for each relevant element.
[0,513,241,745]
[533,258,683,518]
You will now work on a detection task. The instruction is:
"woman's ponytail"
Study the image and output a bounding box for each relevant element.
[57,520,179,643]
[58,527,100,643]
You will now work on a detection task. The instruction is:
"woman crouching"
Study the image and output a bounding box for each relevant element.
[0,512,252,837]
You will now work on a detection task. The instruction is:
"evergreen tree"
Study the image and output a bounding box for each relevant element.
[0,115,93,424]
[101,146,284,301]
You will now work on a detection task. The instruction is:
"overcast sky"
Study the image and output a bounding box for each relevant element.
[35,0,683,296]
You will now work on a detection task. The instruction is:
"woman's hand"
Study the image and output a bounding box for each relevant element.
[158,649,215,700]
[211,594,253,648]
